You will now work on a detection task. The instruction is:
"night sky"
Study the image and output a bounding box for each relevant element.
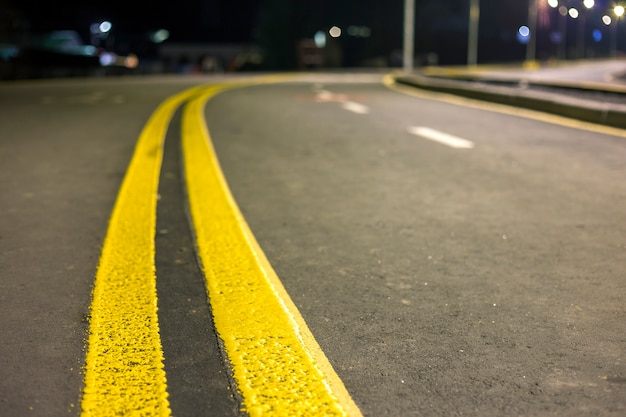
[6,0,404,41]
[5,0,261,42]
[2,0,624,66]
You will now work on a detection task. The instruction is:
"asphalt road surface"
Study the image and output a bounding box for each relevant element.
[1,72,625,417]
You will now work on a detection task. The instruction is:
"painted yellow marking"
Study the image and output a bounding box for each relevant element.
[383,73,626,139]
[181,81,363,416]
[83,76,361,416]
[81,85,205,417]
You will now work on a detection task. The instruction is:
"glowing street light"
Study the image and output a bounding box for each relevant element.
[99,21,112,34]
[328,26,342,38]
[90,20,113,47]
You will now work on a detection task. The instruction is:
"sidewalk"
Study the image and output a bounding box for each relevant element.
[394,59,626,130]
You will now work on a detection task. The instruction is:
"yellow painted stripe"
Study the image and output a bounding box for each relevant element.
[81,86,205,417]
[181,80,363,416]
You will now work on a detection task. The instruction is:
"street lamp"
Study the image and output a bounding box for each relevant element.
[90,20,112,47]
[549,0,569,59]
[403,0,415,73]
[468,0,480,66]
[526,0,538,64]
[613,5,625,57]
[577,0,594,59]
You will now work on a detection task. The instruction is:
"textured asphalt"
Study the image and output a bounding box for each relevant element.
[1,64,625,416]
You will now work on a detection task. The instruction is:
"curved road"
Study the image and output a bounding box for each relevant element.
[1,72,625,416]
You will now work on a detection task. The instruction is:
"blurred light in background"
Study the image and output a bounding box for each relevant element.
[347,26,371,38]
[124,54,139,69]
[603,15,612,25]
[592,29,602,42]
[314,31,326,48]
[328,26,342,38]
[151,29,170,43]
[84,45,97,55]
[519,26,530,37]
[90,21,112,37]
[569,8,579,19]
[548,0,558,8]
[517,25,531,44]
[550,31,563,43]
[99,21,112,34]
[99,51,116,66]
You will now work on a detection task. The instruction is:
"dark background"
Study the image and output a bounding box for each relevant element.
[1,0,623,68]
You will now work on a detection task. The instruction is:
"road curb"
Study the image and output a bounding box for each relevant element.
[394,73,626,130]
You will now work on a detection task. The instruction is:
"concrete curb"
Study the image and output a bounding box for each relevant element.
[394,73,626,130]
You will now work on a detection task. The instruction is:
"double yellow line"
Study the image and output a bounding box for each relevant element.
[80,78,362,417]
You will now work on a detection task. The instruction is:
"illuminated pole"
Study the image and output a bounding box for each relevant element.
[577,0,594,59]
[549,0,569,59]
[526,0,538,63]
[403,0,415,73]
[614,6,625,57]
[559,3,568,59]
[468,0,480,66]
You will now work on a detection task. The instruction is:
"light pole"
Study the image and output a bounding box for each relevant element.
[568,6,580,59]
[549,1,571,59]
[403,0,415,73]
[90,20,112,48]
[577,0,594,59]
[526,0,538,63]
[468,0,480,66]
[613,5,625,57]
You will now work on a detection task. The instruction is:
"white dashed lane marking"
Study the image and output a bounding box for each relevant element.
[342,101,369,114]
[407,126,475,149]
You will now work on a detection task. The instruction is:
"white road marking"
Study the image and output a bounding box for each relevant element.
[342,101,370,114]
[312,89,370,114]
[315,90,349,102]
[407,126,474,149]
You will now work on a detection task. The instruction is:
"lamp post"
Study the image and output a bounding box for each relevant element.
[468,0,480,66]
[577,0,594,59]
[90,20,112,48]
[613,5,625,57]
[568,6,580,59]
[403,0,415,73]
[550,1,571,59]
[526,0,538,64]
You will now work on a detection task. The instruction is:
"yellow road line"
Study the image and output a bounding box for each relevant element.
[181,81,363,416]
[81,86,204,417]
[82,77,361,416]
